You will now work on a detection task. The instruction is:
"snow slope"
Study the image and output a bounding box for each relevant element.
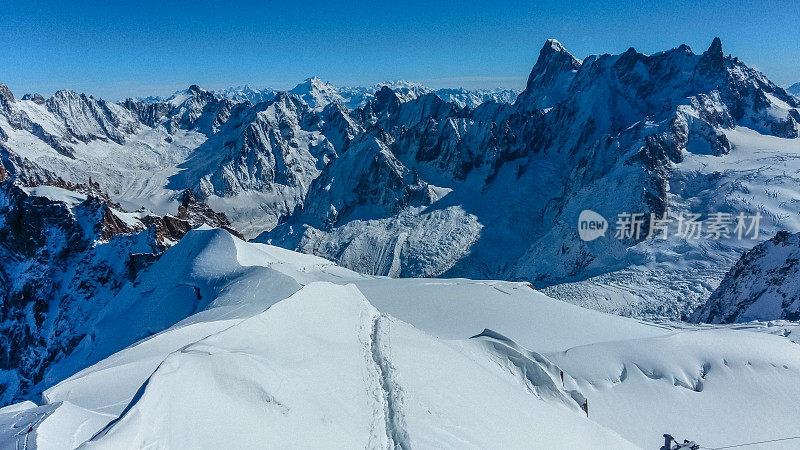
[0,178,243,405]
[1,228,798,448]
[76,283,634,449]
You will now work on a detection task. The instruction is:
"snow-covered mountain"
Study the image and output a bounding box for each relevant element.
[208,78,520,110]
[1,226,799,449]
[264,38,800,318]
[0,178,239,405]
[1,38,799,320]
[212,85,277,105]
[692,230,800,323]
[788,82,800,98]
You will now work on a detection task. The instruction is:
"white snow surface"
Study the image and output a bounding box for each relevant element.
[1,228,798,449]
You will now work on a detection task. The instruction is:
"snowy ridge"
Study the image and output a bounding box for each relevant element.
[0,228,798,448]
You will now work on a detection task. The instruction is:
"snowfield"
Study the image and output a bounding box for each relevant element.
[1,228,798,449]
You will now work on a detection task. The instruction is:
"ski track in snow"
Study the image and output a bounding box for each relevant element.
[367,314,410,450]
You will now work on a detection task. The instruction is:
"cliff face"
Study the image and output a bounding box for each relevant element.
[693,231,800,323]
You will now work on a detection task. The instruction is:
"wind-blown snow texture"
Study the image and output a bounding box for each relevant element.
[0,228,798,449]
[1,38,799,322]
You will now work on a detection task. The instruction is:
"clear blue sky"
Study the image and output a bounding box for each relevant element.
[2,0,798,100]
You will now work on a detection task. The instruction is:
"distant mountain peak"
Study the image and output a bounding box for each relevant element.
[289,77,342,109]
[787,82,800,98]
[706,36,723,58]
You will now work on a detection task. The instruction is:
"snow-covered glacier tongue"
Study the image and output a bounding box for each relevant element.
[1,227,799,449]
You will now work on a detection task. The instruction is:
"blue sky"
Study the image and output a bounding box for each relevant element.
[2,0,798,100]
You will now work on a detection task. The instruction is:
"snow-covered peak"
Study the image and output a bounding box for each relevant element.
[289,76,344,109]
[788,81,800,98]
[516,38,582,110]
[542,38,570,54]
[212,85,277,105]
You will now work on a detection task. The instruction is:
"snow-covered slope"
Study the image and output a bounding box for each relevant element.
[75,283,636,449]
[1,227,798,449]
[788,82,800,98]
[692,231,800,323]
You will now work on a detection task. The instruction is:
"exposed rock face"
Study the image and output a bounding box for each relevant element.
[516,39,582,111]
[693,231,800,323]
[0,84,15,116]
[20,93,46,105]
[177,189,243,240]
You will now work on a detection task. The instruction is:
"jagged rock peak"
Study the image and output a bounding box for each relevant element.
[532,39,581,74]
[374,85,400,104]
[0,83,15,104]
[705,37,723,58]
[517,39,582,111]
[698,37,725,74]
[21,93,46,104]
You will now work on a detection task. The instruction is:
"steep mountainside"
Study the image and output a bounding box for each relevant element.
[788,82,800,98]
[0,178,237,404]
[2,38,799,318]
[693,230,800,323]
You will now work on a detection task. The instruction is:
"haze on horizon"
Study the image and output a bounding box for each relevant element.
[2,0,798,100]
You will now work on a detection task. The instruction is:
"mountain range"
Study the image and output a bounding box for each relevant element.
[2,38,799,322]
[139,79,520,111]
